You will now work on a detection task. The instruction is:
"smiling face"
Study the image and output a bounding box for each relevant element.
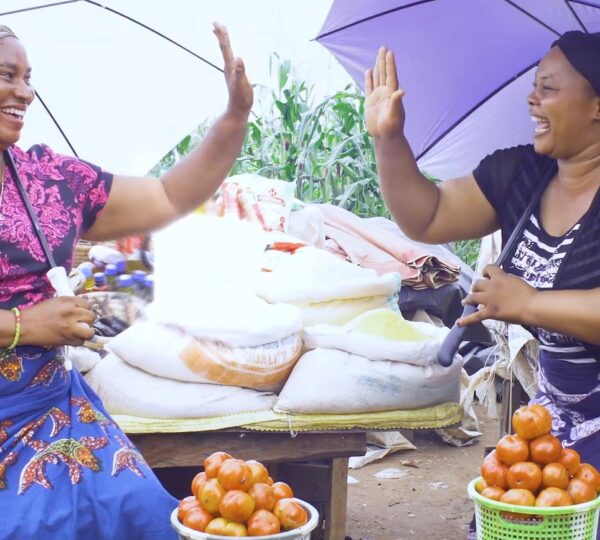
[528,46,600,159]
[0,36,34,150]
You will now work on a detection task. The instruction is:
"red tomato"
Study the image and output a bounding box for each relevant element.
[529,434,562,465]
[535,487,573,507]
[246,510,281,536]
[568,478,597,504]
[575,463,600,492]
[182,507,213,532]
[191,471,207,497]
[198,478,226,514]
[507,461,542,492]
[177,495,200,522]
[217,459,253,492]
[481,451,510,490]
[512,404,552,440]
[271,481,294,501]
[541,463,570,490]
[273,498,308,530]
[496,434,529,465]
[203,451,232,479]
[248,482,277,512]
[218,490,256,523]
[558,449,581,477]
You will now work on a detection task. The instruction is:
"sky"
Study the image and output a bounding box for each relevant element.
[3,0,354,174]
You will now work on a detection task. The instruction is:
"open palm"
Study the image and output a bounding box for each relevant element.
[364,48,406,139]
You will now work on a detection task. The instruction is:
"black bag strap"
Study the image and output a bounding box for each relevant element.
[4,149,57,268]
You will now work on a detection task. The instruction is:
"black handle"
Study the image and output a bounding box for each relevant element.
[437,304,479,367]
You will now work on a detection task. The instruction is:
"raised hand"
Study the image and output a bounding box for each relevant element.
[213,22,253,118]
[365,47,406,140]
[20,296,96,347]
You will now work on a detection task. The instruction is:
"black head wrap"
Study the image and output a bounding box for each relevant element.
[552,31,600,96]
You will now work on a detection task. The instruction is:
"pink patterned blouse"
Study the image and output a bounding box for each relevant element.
[0,144,112,309]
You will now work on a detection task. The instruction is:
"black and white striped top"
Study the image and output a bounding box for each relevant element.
[473,144,600,359]
[508,213,595,364]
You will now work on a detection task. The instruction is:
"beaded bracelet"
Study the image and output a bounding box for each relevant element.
[8,307,21,350]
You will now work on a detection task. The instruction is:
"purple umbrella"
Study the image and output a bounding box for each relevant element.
[316,1,600,180]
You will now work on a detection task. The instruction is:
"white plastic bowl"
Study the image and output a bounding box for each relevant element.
[171,499,319,540]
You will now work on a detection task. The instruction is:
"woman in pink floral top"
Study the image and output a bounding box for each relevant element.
[0,24,253,539]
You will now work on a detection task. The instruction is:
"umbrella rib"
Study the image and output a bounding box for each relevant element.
[416,61,538,163]
[0,0,79,16]
[501,0,562,36]
[565,1,590,32]
[34,91,79,157]
[314,0,438,40]
[83,0,224,73]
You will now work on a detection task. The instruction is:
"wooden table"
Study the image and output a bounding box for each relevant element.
[130,430,368,540]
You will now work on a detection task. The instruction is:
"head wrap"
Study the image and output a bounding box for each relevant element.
[552,31,600,97]
[0,26,17,40]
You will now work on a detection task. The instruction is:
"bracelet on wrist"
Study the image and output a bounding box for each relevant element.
[7,307,21,350]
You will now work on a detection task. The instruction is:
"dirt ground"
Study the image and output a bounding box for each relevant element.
[344,403,500,540]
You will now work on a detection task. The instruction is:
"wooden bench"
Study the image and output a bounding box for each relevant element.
[130,429,368,540]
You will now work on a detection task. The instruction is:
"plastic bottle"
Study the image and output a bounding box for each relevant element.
[116,274,134,295]
[143,274,154,302]
[93,272,109,292]
[132,270,147,297]
[77,262,95,292]
[89,244,126,271]
[115,259,127,275]
[104,264,119,291]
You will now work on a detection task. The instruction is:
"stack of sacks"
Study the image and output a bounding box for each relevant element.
[84,215,304,419]
[275,308,462,414]
[253,245,402,326]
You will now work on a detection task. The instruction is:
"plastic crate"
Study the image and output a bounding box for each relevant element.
[468,478,600,540]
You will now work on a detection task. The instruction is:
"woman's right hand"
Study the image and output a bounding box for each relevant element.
[20,297,96,347]
[365,47,406,140]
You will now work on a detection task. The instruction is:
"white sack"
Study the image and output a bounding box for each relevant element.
[254,246,401,303]
[303,319,449,366]
[293,295,397,327]
[146,289,302,347]
[85,353,276,419]
[275,348,462,414]
[107,320,302,392]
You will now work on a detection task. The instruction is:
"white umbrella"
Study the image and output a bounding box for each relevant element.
[2,0,229,175]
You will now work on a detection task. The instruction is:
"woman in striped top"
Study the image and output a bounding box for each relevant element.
[365,29,600,536]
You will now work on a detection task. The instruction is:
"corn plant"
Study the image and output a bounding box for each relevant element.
[153,55,480,268]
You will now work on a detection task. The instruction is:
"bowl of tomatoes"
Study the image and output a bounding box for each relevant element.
[172,451,319,539]
[468,404,600,540]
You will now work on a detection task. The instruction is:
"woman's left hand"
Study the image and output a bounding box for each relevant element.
[213,22,253,118]
[457,264,537,327]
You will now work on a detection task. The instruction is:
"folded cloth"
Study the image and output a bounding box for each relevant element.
[318,204,461,290]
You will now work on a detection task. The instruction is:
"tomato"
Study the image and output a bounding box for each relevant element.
[541,463,569,490]
[272,498,308,530]
[218,490,256,523]
[575,463,600,492]
[500,488,536,506]
[178,495,200,522]
[245,460,270,485]
[246,510,281,536]
[204,451,233,479]
[205,517,248,537]
[248,482,277,512]
[218,459,253,492]
[474,477,488,494]
[266,476,274,486]
[198,478,226,514]
[271,481,294,500]
[558,448,581,477]
[182,507,213,532]
[567,478,597,504]
[481,486,506,501]
[507,462,542,492]
[496,434,529,465]
[512,404,552,441]
[191,471,207,497]
[529,434,562,465]
[481,452,510,490]
[535,487,573,507]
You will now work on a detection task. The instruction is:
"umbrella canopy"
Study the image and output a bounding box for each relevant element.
[1,0,228,175]
[316,0,600,180]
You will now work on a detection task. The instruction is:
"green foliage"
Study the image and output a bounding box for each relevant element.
[154,55,480,268]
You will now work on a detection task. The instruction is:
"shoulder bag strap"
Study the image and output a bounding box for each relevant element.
[3,149,57,268]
